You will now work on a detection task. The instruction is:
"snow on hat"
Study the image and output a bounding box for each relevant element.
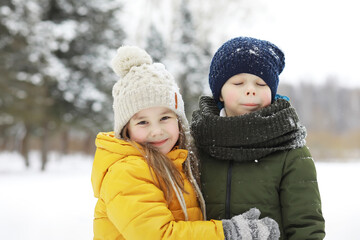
[209,36,285,107]
[111,46,188,138]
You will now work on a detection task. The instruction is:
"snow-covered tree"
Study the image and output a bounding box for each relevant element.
[0,0,125,170]
[145,24,166,63]
[0,0,50,167]
[166,0,211,118]
[41,0,126,132]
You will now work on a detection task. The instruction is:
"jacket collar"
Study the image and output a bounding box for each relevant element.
[92,132,189,197]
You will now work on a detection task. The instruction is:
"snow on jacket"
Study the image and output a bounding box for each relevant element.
[91,132,224,240]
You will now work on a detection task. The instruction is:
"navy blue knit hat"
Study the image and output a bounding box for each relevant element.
[209,36,285,107]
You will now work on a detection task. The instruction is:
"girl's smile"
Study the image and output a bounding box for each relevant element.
[149,138,168,147]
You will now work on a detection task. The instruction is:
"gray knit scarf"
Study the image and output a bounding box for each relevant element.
[191,96,307,162]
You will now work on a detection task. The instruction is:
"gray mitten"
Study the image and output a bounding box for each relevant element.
[222,208,280,240]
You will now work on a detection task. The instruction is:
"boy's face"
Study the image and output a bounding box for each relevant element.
[219,73,272,116]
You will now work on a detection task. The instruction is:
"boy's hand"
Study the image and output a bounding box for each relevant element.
[222,208,280,240]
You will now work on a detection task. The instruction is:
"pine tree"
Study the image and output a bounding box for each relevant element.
[146,24,166,63]
[167,0,211,119]
[0,0,50,166]
[43,0,126,133]
[0,0,126,170]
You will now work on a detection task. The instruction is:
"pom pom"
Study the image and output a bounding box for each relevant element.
[111,46,153,78]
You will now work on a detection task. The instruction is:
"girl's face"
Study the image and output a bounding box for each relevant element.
[220,73,272,116]
[128,107,180,155]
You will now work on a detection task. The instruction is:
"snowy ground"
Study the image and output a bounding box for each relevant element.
[0,151,359,240]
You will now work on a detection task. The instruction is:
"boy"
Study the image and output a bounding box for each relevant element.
[191,36,325,240]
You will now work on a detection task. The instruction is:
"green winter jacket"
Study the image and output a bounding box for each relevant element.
[191,96,325,240]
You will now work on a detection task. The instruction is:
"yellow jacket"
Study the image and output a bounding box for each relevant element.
[91,132,224,240]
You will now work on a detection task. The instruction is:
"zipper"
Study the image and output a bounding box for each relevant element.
[225,160,234,219]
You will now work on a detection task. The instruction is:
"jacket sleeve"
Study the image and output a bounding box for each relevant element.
[100,157,224,240]
[280,146,325,240]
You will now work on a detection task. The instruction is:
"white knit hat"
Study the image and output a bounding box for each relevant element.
[111,46,188,138]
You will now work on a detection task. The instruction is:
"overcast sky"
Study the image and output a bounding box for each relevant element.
[123,0,360,88]
[225,0,360,87]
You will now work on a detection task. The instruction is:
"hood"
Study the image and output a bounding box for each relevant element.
[91,132,189,198]
[91,132,142,198]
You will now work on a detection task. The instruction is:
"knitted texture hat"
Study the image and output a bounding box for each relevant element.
[209,36,285,106]
[111,46,188,138]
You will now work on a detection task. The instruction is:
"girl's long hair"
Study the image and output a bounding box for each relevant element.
[121,118,206,220]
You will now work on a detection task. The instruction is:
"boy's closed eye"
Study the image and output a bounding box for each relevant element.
[233,82,244,86]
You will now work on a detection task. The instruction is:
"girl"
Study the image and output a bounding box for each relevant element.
[91,46,280,240]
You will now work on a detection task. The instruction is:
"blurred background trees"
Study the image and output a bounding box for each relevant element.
[0,0,125,170]
[1,0,359,170]
[278,80,360,160]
